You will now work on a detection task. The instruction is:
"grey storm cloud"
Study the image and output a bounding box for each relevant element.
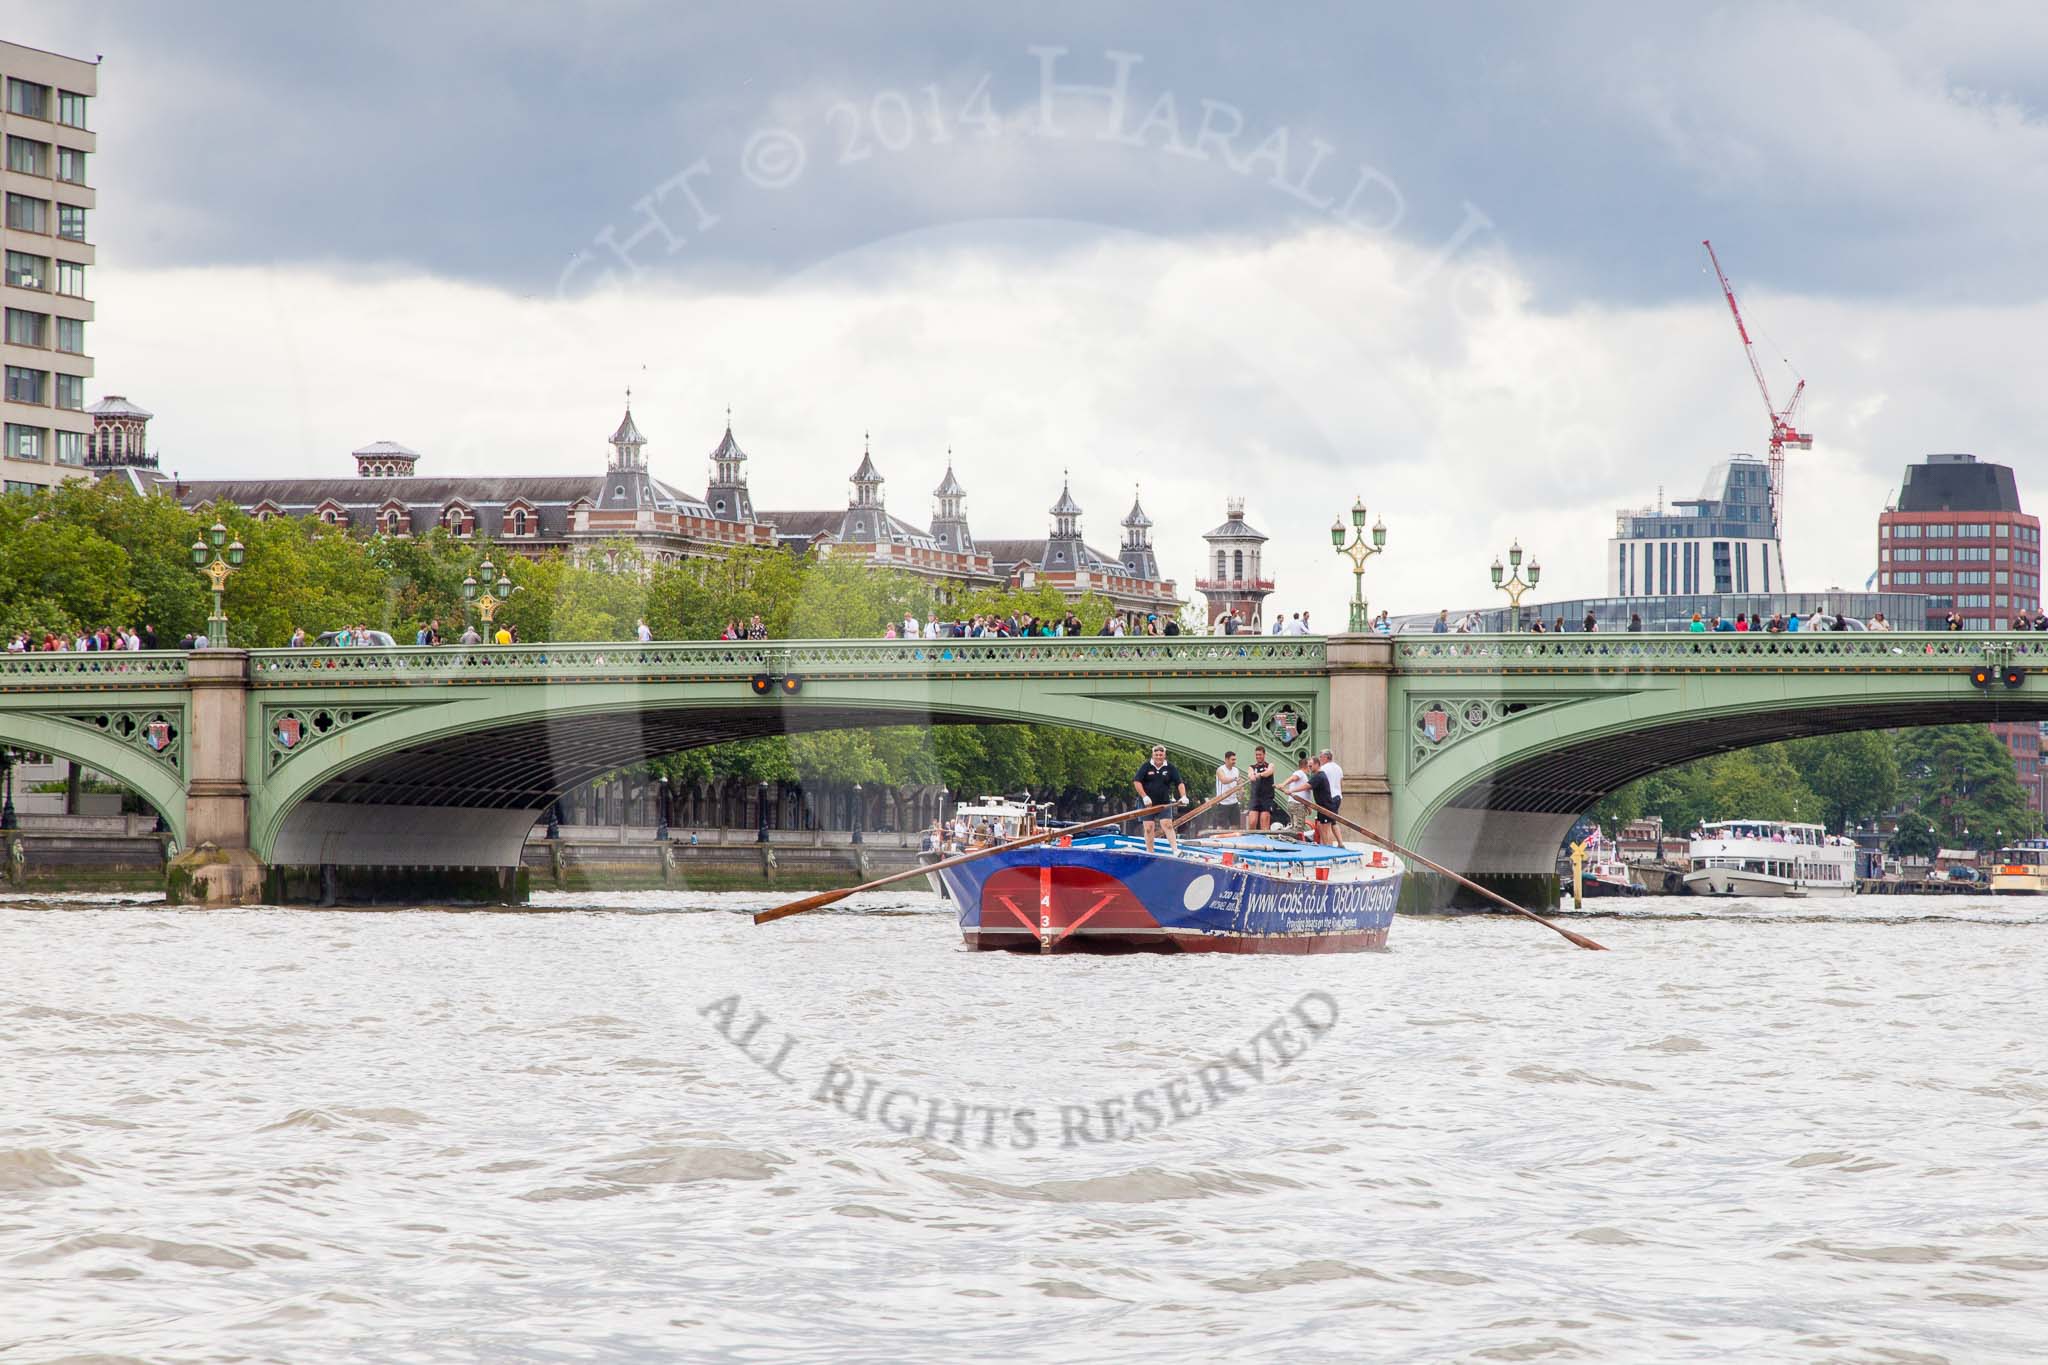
[16,0,2048,306]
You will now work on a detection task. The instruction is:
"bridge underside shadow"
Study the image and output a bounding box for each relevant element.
[269,702,1173,874]
[1412,697,2048,909]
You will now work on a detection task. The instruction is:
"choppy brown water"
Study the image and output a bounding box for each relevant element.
[3,891,2045,1363]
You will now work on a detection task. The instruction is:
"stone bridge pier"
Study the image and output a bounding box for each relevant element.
[166,651,265,904]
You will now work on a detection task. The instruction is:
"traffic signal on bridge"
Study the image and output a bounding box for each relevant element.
[750,674,803,696]
[779,675,803,696]
[751,674,774,696]
[1968,664,2028,689]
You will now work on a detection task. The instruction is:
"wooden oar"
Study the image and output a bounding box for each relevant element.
[752,802,1173,926]
[1168,777,1246,834]
[1300,799,1608,951]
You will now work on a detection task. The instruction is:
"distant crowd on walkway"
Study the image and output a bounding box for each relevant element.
[867,611,1184,639]
[8,626,160,652]
[1416,607,1914,634]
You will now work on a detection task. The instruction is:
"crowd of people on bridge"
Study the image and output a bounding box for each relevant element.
[863,611,1185,639]
[8,626,159,652]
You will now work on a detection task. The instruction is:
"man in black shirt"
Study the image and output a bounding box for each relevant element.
[1131,745,1188,853]
[1244,744,1276,831]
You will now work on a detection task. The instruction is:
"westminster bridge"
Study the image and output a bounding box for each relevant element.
[4,631,2046,907]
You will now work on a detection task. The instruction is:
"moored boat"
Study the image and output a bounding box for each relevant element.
[1989,838,2048,894]
[919,798,1042,898]
[934,831,1403,953]
[1682,820,1856,898]
[1558,831,1646,898]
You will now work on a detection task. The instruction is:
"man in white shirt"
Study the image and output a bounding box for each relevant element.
[1213,751,1242,833]
[1281,754,1317,835]
[1286,613,1310,636]
[902,612,920,639]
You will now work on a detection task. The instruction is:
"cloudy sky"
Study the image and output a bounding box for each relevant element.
[15,2,2048,623]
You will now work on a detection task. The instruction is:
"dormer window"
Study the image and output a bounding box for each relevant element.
[614,485,626,498]
[512,509,529,536]
[321,510,338,524]
[384,511,401,535]
[715,499,726,514]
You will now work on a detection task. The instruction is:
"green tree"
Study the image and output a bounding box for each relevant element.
[1782,731,1899,833]
[1895,725,2039,851]
[1588,746,1819,835]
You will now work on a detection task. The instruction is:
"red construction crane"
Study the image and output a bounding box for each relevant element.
[1703,239,1811,537]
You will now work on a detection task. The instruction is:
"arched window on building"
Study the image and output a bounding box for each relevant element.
[1233,549,1244,579]
[1216,550,1227,579]
[384,510,401,535]
[513,509,529,536]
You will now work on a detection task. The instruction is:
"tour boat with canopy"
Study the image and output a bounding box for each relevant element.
[919,797,1043,899]
[933,831,1404,953]
[1683,820,1856,898]
[1989,838,2048,895]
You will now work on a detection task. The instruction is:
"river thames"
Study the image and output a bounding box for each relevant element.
[4,891,2044,1363]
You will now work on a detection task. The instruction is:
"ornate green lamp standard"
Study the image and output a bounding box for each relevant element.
[1489,540,1541,632]
[1329,498,1388,632]
[462,557,514,632]
[188,520,246,647]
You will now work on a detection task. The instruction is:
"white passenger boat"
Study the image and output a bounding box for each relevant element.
[1683,820,1856,898]
[919,798,1042,898]
[1989,838,2048,895]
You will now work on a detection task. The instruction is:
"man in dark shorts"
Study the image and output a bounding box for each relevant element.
[1244,744,1277,831]
[1307,757,1338,845]
[1131,745,1189,853]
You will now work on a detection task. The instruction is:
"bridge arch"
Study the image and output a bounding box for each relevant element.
[1392,632,2048,903]
[248,642,1329,868]
[0,712,188,846]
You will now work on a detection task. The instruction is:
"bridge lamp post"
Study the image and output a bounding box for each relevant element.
[756,780,771,844]
[188,521,245,647]
[1329,498,1388,633]
[1490,541,1541,632]
[0,748,16,830]
[656,777,670,842]
[463,558,515,630]
[851,783,865,845]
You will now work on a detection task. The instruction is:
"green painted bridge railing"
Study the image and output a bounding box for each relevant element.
[9,630,2048,691]
[0,637,1329,691]
[1396,631,2048,672]
[0,652,190,690]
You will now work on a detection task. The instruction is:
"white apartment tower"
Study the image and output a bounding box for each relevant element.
[2,40,97,493]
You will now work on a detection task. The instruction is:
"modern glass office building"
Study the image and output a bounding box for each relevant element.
[1608,456,1780,598]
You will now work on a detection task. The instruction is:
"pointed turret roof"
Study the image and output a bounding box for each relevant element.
[1049,479,1083,516]
[709,422,746,462]
[610,406,646,447]
[1122,489,1152,529]
[851,438,882,484]
[933,463,965,498]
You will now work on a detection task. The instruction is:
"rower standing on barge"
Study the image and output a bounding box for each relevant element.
[1132,746,1189,854]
